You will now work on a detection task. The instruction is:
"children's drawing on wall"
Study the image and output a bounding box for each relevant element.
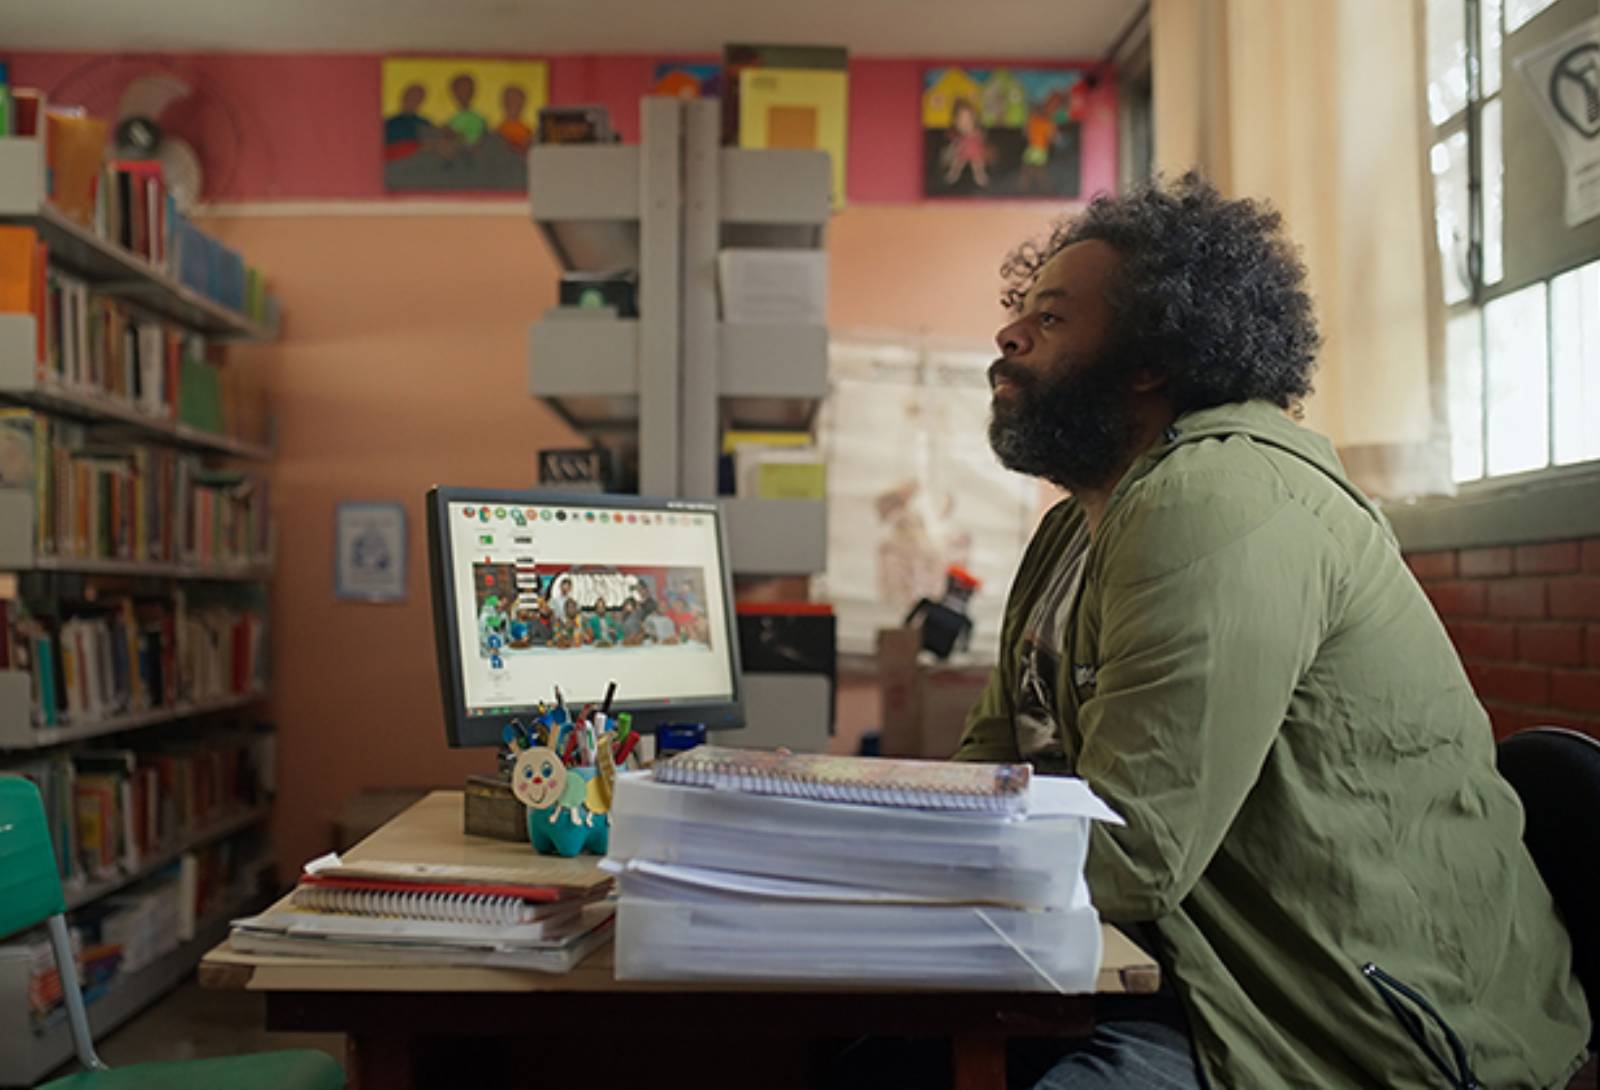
[652,62,722,99]
[816,338,1039,660]
[381,57,548,191]
[922,67,1086,198]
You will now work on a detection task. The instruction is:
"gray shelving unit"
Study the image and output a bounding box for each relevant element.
[526,97,833,749]
[526,97,831,572]
[0,135,281,1081]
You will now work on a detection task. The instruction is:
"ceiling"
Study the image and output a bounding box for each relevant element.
[0,0,1142,59]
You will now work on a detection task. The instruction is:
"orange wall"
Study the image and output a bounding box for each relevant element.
[202,201,1073,875]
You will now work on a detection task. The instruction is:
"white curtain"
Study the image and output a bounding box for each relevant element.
[1152,0,1454,499]
[813,336,1040,662]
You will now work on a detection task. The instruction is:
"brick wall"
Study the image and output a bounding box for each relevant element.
[1405,537,1600,741]
[1409,538,1600,1089]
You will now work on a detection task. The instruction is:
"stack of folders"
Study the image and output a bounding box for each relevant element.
[229,852,615,973]
[606,746,1123,991]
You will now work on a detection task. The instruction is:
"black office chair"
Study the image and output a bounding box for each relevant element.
[1496,727,1600,1054]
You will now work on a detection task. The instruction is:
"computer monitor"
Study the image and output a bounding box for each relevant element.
[426,486,744,748]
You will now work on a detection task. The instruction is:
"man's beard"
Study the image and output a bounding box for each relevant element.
[987,351,1138,492]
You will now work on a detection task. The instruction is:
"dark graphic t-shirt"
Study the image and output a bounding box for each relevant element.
[1014,523,1090,762]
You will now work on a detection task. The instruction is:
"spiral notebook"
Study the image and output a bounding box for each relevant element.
[238,891,601,947]
[230,903,616,972]
[654,746,1032,816]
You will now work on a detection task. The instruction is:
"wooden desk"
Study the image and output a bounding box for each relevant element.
[202,792,1159,1090]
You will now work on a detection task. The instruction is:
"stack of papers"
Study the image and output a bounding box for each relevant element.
[229,852,615,973]
[606,768,1123,991]
[228,791,615,973]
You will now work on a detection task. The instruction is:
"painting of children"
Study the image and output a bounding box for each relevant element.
[922,67,1085,198]
[382,57,547,191]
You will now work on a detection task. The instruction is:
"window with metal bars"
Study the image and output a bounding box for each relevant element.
[1428,0,1600,483]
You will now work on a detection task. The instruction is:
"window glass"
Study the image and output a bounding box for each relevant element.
[1447,312,1486,482]
[1505,0,1558,34]
[1432,133,1473,304]
[1484,284,1550,476]
[1481,0,1503,98]
[1427,0,1470,123]
[1551,262,1600,466]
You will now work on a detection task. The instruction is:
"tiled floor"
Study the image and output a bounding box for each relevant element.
[46,976,345,1079]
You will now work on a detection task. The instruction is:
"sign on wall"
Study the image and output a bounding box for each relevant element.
[1516,16,1600,226]
[335,501,408,603]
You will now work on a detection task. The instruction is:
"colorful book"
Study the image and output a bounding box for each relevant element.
[0,226,38,313]
[45,110,109,229]
[655,746,1033,815]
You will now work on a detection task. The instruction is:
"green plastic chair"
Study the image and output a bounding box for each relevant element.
[0,776,344,1090]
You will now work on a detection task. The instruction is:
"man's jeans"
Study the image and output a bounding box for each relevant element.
[1026,1018,1202,1090]
[828,997,1204,1089]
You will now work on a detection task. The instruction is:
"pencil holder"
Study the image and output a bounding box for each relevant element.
[509,744,610,857]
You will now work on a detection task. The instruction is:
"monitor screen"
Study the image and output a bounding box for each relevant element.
[427,487,743,747]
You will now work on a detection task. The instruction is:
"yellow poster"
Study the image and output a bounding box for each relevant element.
[738,68,848,210]
[382,57,549,191]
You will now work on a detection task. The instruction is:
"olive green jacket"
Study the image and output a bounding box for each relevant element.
[956,401,1590,1088]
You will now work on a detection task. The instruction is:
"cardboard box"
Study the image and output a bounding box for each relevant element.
[876,627,991,759]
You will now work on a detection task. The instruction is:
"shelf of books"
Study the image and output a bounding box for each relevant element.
[0,314,272,461]
[0,725,276,1084]
[0,582,269,748]
[0,861,274,1086]
[0,137,277,341]
[0,457,274,580]
[0,83,285,1083]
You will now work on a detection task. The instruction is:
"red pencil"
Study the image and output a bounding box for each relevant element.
[614,730,642,764]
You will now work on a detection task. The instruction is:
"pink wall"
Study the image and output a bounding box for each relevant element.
[195,200,1070,874]
[6,51,1116,203]
[4,47,1099,870]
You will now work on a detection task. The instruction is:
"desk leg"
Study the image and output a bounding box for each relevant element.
[952,1033,1007,1090]
[347,1033,415,1090]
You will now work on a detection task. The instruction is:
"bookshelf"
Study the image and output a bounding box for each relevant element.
[0,491,273,581]
[0,870,272,1087]
[0,124,281,1082]
[0,141,274,341]
[0,674,266,750]
[1,313,271,459]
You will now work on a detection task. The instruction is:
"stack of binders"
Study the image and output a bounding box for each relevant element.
[606,747,1122,991]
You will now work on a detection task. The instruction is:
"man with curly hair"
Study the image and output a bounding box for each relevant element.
[955,175,1590,1088]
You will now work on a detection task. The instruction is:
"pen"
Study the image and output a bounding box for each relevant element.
[600,680,617,717]
[554,685,567,716]
[615,729,642,765]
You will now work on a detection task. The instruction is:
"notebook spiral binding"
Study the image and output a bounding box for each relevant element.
[291,886,540,926]
[657,761,1025,814]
